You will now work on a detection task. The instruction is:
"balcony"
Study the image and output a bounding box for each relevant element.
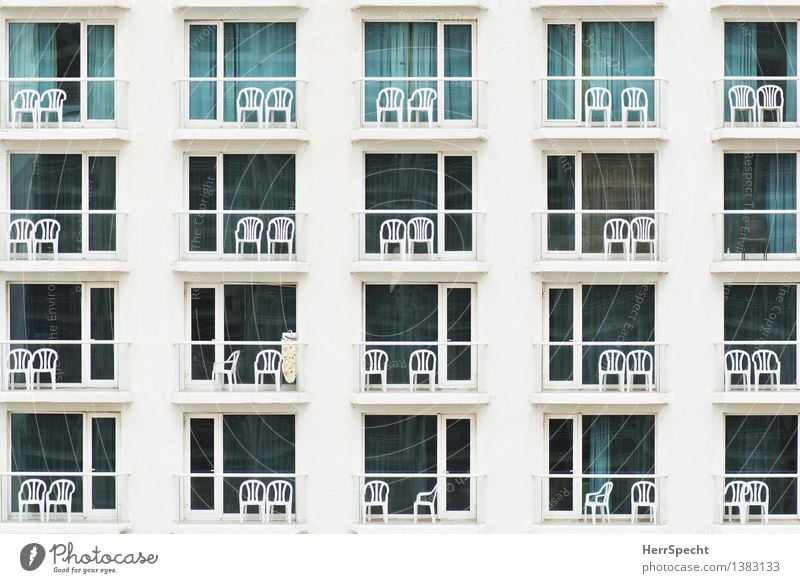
[711,1,798,7]
[174,340,308,404]
[713,342,800,404]
[174,78,309,143]
[175,473,306,532]
[173,211,308,274]
[712,78,800,142]
[173,0,304,6]
[0,1,131,6]
[532,77,668,141]
[352,78,488,142]
[532,210,668,275]
[714,474,800,527]
[712,211,800,275]
[534,1,666,6]
[353,1,491,7]
[0,79,129,142]
[0,472,130,533]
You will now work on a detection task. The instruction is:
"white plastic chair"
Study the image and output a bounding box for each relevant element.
[266,479,294,523]
[266,217,295,259]
[265,87,293,128]
[728,85,756,125]
[379,219,406,260]
[630,217,657,260]
[407,88,437,126]
[603,218,630,259]
[584,87,612,127]
[238,479,266,523]
[746,480,769,524]
[46,479,75,522]
[38,88,67,128]
[407,217,435,257]
[254,349,283,391]
[18,478,47,522]
[235,217,264,258]
[211,350,240,389]
[7,348,33,391]
[409,349,437,391]
[756,84,784,126]
[363,480,390,523]
[752,349,780,389]
[376,87,405,127]
[413,484,438,523]
[30,348,58,390]
[8,219,35,260]
[621,87,648,127]
[236,87,265,127]
[630,480,657,524]
[598,349,626,391]
[584,481,613,524]
[33,219,60,259]
[724,349,752,391]
[723,480,750,524]
[362,349,389,391]
[11,89,39,129]
[626,350,654,392]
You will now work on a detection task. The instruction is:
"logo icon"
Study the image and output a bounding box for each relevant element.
[20,543,45,571]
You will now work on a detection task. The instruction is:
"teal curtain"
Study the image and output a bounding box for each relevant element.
[726,416,798,515]
[582,415,655,515]
[547,24,576,120]
[582,22,655,123]
[547,156,576,251]
[88,156,117,252]
[87,25,115,120]
[443,24,472,121]
[189,24,217,120]
[444,156,473,252]
[724,285,796,384]
[91,418,116,510]
[724,154,796,254]
[365,415,437,514]
[548,288,574,382]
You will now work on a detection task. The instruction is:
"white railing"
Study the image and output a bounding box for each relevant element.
[713,473,799,524]
[714,210,799,260]
[0,78,128,129]
[714,77,799,129]
[715,341,799,391]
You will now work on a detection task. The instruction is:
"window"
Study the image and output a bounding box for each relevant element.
[185,414,295,517]
[363,21,474,123]
[363,414,474,519]
[8,284,116,387]
[8,22,116,123]
[363,153,474,258]
[546,415,656,518]
[187,22,296,123]
[10,413,118,517]
[9,154,117,256]
[545,284,656,389]
[363,284,474,389]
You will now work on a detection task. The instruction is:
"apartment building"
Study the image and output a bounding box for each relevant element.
[0,0,796,534]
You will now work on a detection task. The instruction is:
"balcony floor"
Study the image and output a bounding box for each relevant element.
[352,391,490,406]
[351,127,489,142]
[172,391,310,405]
[531,391,671,406]
[532,127,669,142]
[531,259,668,275]
[172,128,310,143]
[351,260,488,275]
[172,260,310,274]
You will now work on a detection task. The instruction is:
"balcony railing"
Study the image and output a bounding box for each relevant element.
[0,340,128,391]
[533,77,667,128]
[714,77,799,129]
[714,210,798,260]
[716,341,800,391]
[175,210,306,262]
[176,340,305,392]
[0,78,128,130]
[714,473,800,524]
[353,210,484,262]
[533,474,666,525]
[355,341,482,392]
[354,77,487,129]
[354,473,484,524]
[1,210,126,261]
[176,473,306,524]
[535,342,667,392]
[533,210,666,261]
[176,78,306,130]
[0,472,129,523]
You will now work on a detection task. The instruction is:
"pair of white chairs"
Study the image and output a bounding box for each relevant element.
[376,87,438,127]
[728,84,784,126]
[11,89,68,129]
[236,87,294,128]
[362,348,437,391]
[598,349,654,392]
[378,217,435,259]
[17,478,75,522]
[234,216,295,260]
[723,349,780,391]
[723,480,769,524]
[584,87,649,128]
[8,218,61,260]
[603,217,657,260]
[238,479,294,523]
[211,349,285,390]
[7,348,59,390]
[583,480,657,524]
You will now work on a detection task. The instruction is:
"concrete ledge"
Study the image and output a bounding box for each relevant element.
[172,260,310,274]
[0,390,133,404]
[352,128,489,142]
[351,260,488,275]
[0,260,129,273]
[0,522,132,534]
[534,0,665,6]
[171,391,310,405]
[532,127,669,142]
[351,392,489,406]
[0,129,131,142]
[172,128,310,143]
[712,391,800,404]
[531,260,668,274]
[352,522,486,533]
[531,392,672,406]
[1,0,130,7]
[354,0,491,7]
[712,127,800,142]
[171,522,308,533]
[710,260,800,275]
